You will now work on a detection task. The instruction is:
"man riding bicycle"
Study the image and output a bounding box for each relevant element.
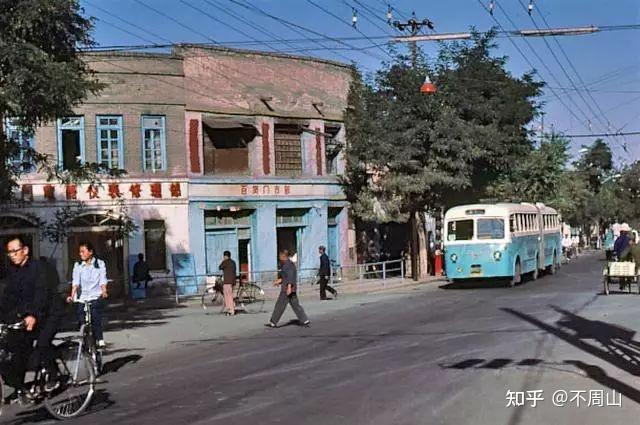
[0,236,63,403]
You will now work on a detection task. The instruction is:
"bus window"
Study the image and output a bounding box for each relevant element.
[447,220,474,241]
[477,218,505,240]
[510,215,517,232]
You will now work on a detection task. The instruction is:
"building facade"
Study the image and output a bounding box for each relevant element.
[1,46,355,295]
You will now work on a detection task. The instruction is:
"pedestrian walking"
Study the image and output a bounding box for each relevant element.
[219,251,237,316]
[317,246,337,300]
[266,249,310,328]
[67,241,108,348]
[132,253,152,289]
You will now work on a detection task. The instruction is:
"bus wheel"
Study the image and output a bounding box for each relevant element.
[509,261,521,287]
[549,252,557,275]
[531,255,539,281]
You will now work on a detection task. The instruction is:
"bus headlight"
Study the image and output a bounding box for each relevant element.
[493,251,502,261]
[450,254,458,263]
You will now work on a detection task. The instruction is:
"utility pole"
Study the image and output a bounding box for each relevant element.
[392,12,435,68]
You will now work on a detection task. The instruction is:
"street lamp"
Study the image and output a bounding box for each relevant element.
[420,75,437,94]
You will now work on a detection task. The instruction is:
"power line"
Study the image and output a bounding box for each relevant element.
[305,0,391,61]
[562,131,640,139]
[476,1,592,133]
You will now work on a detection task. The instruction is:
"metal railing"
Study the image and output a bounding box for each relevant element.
[119,258,407,303]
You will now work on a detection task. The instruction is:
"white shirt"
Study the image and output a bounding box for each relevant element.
[72,258,108,301]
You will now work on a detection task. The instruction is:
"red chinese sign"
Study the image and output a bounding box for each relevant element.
[240,184,292,196]
[87,185,99,199]
[43,185,55,201]
[129,184,141,198]
[150,183,162,199]
[108,183,121,199]
[22,185,33,202]
[170,182,181,198]
[66,184,77,200]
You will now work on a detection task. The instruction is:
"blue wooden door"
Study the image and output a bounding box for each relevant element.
[328,225,339,266]
[205,230,238,275]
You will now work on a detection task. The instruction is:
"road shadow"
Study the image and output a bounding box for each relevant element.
[102,354,143,375]
[503,306,640,404]
[439,279,510,290]
[56,298,186,333]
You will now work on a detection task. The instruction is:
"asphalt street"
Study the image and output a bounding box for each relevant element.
[3,252,640,424]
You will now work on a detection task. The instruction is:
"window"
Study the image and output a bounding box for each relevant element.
[3,119,34,172]
[96,116,123,169]
[274,125,302,175]
[57,117,85,170]
[144,220,166,270]
[202,127,249,175]
[447,219,474,241]
[510,215,517,232]
[142,116,166,172]
[205,210,252,227]
[477,219,505,240]
[325,124,342,175]
[276,209,308,226]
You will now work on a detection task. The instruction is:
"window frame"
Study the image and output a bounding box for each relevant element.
[96,115,124,169]
[3,118,35,173]
[141,115,167,173]
[57,116,86,169]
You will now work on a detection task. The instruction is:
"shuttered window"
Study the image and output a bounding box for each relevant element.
[274,125,302,175]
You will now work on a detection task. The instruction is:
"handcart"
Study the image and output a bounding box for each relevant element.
[602,261,639,295]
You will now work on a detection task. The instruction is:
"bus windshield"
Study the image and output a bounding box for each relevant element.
[477,218,505,240]
[447,220,473,241]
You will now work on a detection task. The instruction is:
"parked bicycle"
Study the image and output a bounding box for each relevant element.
[0,321,96,420]
[201,276,265,314]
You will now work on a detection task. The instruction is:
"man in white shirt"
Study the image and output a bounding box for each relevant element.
[67,241,108,347]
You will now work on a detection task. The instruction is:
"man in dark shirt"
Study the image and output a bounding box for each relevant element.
[132,253,152,289]
[317,246,337,300]
[0,236,61,399]
[219,251,237,315]
[266,250,309,328]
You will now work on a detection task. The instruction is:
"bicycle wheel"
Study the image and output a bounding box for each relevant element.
[44,342,95,420]
[201,286,222,311]
[237,284,265,314]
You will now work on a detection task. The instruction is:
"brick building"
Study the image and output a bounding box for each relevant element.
[1,46,355,296]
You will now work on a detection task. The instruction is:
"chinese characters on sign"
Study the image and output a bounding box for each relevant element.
[170,182,181,198]
[129,184,141,198]
[506,389,621,408]
[66,184,77,200]
[108,183,122,199]
[150,183,162,199]
[240,184,291,196]
[43,185,55,201]
[87,185,99,200]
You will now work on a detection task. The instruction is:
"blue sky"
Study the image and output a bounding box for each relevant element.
[81,0,640,161]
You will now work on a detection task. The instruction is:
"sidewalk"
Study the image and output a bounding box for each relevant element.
[95,275,444,367]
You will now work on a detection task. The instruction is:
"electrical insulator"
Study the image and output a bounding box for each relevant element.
[386,5,393,24]
[489,0,495,15]
[352,8,358,27]
[528,0,533,15]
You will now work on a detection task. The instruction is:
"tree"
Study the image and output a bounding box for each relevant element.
[488,134,569,204]
[343,32,543,278]
[0,0,103,201]
[574,139,613,193]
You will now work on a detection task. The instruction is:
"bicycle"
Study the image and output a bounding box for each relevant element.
[74,300,103,377]
[0,321,96,420]
[201,276,265,314]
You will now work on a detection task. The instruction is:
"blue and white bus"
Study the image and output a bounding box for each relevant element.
[443,203,562,286]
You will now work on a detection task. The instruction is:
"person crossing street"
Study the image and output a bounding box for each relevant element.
[266,250,310,328]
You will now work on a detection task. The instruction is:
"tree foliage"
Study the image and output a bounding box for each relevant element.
[343,31,543,223]
[0,0,103,201]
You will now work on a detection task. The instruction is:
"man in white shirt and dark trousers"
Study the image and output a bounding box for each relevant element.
[67,241,108,348]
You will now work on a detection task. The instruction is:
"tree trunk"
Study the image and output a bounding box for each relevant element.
[409,211,429,281]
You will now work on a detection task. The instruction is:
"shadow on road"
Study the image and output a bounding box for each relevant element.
[102,354,143,375]
[502,306,640,404]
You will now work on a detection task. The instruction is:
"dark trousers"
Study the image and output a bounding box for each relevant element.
[270,292,308,325]
[318,276,336,300]
[77,300,104,341]
[3,318,58,390]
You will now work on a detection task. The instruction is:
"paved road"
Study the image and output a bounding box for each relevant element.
[4,252,640,424]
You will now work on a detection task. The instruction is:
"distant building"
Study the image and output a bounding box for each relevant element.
[0,46,355,296]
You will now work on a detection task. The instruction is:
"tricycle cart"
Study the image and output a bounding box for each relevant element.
[603,261,639,295]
